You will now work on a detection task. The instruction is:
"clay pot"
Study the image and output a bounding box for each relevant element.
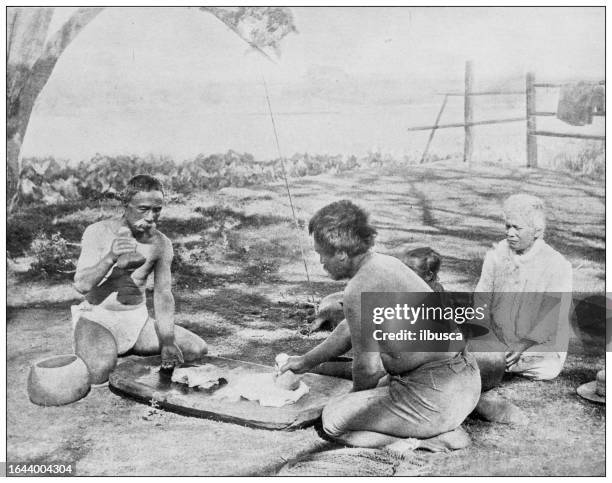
[74,317,118,384]
[28,354,90,406]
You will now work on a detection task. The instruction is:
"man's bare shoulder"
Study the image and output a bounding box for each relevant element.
[345,252,429,301]
[83,218,120,237]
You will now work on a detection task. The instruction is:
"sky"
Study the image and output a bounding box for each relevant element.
[21,6,605,161]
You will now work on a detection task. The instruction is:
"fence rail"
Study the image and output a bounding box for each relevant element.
[533,131,605,141]
[409,62,605,167]
[408,117,526,132]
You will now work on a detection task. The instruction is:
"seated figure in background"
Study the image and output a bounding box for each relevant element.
[474,193,573,381]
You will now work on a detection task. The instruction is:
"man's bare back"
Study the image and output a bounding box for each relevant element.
[344,252,460,376]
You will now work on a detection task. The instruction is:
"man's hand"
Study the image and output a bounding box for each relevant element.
[161,343,184,369]
[505,339,536,368]
[109,235,137,262]
[278,355,310,374]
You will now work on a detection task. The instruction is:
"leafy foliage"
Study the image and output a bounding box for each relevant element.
[28,232,77,280]
[199,7,297,56]
[551,141,605,178]
[19,151,362,204]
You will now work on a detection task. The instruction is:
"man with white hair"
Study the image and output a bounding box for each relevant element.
[474,194,573,380]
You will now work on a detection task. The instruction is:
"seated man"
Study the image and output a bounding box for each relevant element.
[300,246,445,336]
[279,200,481,453]
[474,194,572,381]
[73,174,207,374]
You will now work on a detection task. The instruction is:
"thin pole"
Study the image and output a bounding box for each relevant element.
[419,94,448,164]
[463,61,474,165]
[261,75,317,308]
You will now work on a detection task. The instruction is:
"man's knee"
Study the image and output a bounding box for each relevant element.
[176,327,208,360]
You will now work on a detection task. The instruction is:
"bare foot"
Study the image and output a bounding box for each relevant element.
[384,438,421,459]
[385,427,471,458]
[475,392,528,426]
[418,427,471,452]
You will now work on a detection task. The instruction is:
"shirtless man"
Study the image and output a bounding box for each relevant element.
[278,200,481,453]
[73,174,207,373]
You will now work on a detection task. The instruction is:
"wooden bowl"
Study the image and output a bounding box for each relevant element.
[28,354,90,406]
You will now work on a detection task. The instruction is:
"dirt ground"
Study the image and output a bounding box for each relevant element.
[7,161,605,476]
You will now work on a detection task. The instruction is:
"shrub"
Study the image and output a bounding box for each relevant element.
[551,141,605,178]
[18,151,364,205]
[28,232,77,279]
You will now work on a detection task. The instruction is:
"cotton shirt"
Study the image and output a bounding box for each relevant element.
[474,238,573,351]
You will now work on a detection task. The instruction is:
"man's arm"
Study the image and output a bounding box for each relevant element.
[281,319,352,374]
[153,235,183,368]
[344,289,386,391]
[304,319,352,366]
[74,224,136,294]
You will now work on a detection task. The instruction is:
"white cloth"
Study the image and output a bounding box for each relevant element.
[171,366,228,389]
[71,301,149,355]
[212,372,310,407]
[507,351,567,381]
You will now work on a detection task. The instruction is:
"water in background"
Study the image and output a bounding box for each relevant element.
[23,88,603,168]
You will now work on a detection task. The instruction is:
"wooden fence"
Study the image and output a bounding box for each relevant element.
[408,61,605,167]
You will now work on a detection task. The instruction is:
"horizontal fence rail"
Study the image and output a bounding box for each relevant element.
[533,81,606,88]
[407,117,526,132]
[441,90,525,96]
[533,130,605,141]
[534,111,605,117]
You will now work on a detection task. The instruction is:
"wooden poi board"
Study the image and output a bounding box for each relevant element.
[109,355,352,430]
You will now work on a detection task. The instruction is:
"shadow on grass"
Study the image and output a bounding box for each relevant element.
[8,201,102,256]
[162,205,293,239]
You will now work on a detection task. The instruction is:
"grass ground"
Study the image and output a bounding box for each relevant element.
[7,160,605,475]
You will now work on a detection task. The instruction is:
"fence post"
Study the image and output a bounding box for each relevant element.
[526,72,537,168]
[463,61,474,164]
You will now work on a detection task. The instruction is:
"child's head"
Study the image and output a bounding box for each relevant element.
[403,247,441,285]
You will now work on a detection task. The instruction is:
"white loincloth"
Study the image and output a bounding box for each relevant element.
[212,372,310,407]
[71,300,149,355]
